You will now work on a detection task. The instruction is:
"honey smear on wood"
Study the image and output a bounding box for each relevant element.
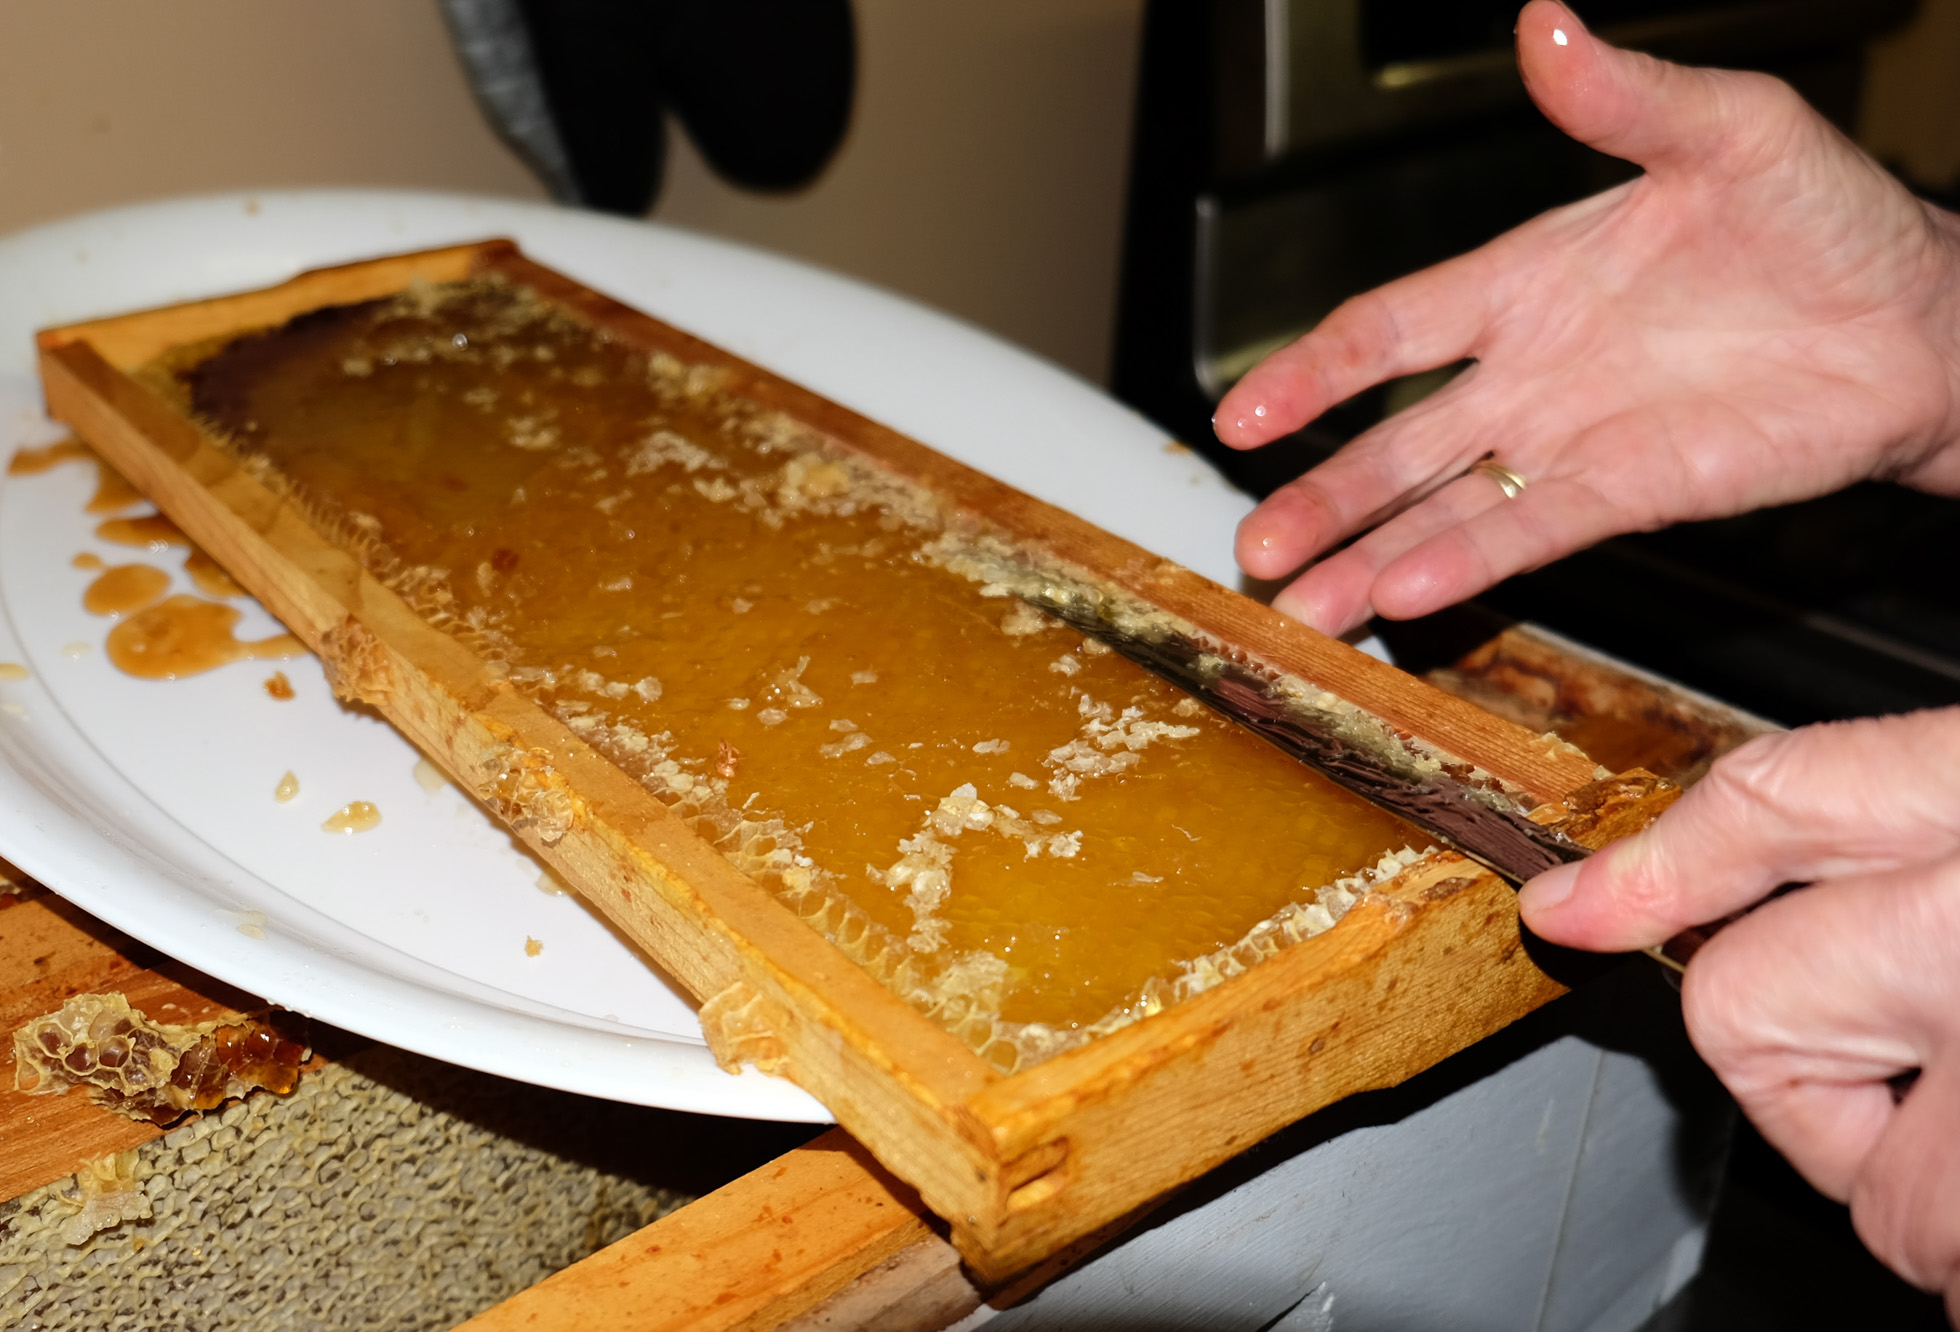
[151,277,1427,1070]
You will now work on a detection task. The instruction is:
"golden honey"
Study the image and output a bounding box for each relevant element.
[161,278,1423,1068]
[82,564,170,617]
[321,801,382,835]
[96,514,189,551]
[105,595,302,680]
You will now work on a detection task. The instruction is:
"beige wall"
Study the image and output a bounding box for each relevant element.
[654,0,1143,385]
[0,1,543,223]
[0,0,1145,385]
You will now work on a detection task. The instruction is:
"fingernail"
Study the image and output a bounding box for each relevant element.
[1520,862,1581,915]
[1272,586,1329,633]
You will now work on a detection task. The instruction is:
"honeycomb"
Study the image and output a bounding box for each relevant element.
[154,276,1425,1071]
[13,993,309,1126]
[0,1042,737,1329]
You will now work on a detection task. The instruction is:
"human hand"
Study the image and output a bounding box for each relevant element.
[1215,0,1960,636]
[1520,709,1960,1315]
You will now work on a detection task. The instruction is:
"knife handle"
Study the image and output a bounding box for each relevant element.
[1643,917,1734,974]
[1642,884,1801,975]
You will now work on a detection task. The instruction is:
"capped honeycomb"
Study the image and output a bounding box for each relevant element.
[13,993,308,1125]
[153,276,1427,1071]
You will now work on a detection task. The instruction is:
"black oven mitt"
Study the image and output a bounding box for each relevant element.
[440,0,856,215]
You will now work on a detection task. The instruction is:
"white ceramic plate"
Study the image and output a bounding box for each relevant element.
[0,190,1261,1120]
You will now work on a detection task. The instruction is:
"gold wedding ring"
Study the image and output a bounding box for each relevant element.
[1469,456,1528,500]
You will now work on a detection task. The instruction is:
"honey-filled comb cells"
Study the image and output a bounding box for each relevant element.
[150,276,1425,1072]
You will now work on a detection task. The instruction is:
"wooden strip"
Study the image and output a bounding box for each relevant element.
[34,241,506,369]
[1425,623,1777,786]
[453,1128,938,1332]
[483,251,1602,807]
[776,1239,981,1332]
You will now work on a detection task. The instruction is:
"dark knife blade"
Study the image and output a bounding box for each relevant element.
[1024,591,1590,885]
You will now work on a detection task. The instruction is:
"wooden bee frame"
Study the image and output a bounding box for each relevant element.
[36,241,1673,1280]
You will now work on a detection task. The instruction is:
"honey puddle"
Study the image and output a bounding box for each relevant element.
[185,549,244,598]
[8,438,93,476]
[144,275,1428,1069]
[10,437,145,514]
[321,801,381,834]
[82,564,171,617]
[106,595,301,680]
[85,466,144,514]
[96,514,189,551]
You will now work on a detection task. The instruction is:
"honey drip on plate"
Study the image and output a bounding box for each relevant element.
[185,548,244,598]
[263,670,295,700]
[8,439,92,475]
[321,801,381,834]
[9,439,145,514]
[72,553,105,571]
[106,595,302,680]
[96,514,189,551]
[0,663,28,681]
[274,771,300,803]
[86,467,144,514]
[82,564,170,617]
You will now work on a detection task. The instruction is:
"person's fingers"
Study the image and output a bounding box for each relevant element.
[1516,1,1809,179]
[1855,1059,1960,1301]
[1215,253,1495,450]
[1364,473,1630,621]
[1265,469,1515,634]
[1681,869,1934,1197]
[1234,375,1501,580]
[1679,856,1960,1296]
[1520,710,1960,950]
[1271,396,1704,629]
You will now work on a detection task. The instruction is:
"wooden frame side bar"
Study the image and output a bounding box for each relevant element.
[35,241,506,369]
